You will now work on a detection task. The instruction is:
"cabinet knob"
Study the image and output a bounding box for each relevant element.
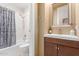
[58,47,59,50]
[55,47,59,50]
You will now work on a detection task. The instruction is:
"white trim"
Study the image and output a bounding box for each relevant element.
[29,4,35,56]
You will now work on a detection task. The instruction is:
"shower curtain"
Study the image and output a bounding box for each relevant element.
[0,6,16,49]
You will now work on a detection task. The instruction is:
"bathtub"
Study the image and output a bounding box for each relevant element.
[0,40,29,56]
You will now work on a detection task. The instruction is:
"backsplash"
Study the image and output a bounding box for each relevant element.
[51,27,72,35]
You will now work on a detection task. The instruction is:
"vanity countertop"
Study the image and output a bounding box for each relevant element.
[44,34,79,41]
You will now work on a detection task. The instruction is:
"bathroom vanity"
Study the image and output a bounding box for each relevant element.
[44,34,79,56]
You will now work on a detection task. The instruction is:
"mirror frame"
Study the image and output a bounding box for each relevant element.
[52,3,71,27]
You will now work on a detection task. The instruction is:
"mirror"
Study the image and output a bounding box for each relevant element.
[50,3,76,34]
[52,3,71,27]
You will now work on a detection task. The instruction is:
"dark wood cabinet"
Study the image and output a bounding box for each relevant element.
[44,37,79,56]
[44,42,57,56]
[58,45,79,56]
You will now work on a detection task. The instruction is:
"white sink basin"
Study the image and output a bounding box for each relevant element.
[44,34,79,41]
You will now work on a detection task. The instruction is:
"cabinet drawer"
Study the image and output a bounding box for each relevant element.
[44,37,58,43]
[44,37,79,48]
[57,39,79,48]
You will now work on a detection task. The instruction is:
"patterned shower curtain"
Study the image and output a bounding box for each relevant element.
[0,6,16,49]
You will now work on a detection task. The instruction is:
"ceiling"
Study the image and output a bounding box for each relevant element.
[10,3,31,11]
[0,3,31,12]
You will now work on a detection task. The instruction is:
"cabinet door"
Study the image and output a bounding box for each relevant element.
[44,42,57,56]
[58,45,79,56]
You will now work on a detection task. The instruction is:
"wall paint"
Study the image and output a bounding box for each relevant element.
[38,4,45,56]
[34,4,39,56]
[23,7,31,40]
[75,4,79,36]
[36,4,51,56]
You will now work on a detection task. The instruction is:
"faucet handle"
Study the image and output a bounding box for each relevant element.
[24,34,26,37]
[23,34,26,41]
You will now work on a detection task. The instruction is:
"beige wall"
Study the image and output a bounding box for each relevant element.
[34,4,39,56]
[34,3,45,56]
[38,4,45,56]
[35,3,51,56]
[75,4,79,36]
